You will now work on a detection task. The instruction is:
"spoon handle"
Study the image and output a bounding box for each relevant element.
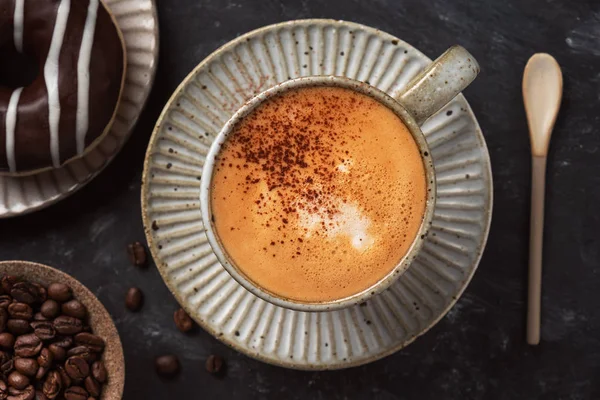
[527,155,547,345]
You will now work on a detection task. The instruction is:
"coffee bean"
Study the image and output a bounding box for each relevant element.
[64,386,87,400]
[173,308,194,333]
[65,357,89,381]
[34,390,48,400]
[37,349,53,369]
[0,380,6,398]
[53,317,82,336]
[125,288,143,312]
[30,322,55,342]
[83,377,100,397]
[73,334,104,353]
[42,370,61,399]
[1,276,18,294]
[51,336,73,349]
[127,242,148,267]
[7,320,31,336]
[39,301,59,320]
[11,283,41,305]
[61,301,87,320]
[14,359,38,378]
[56,366,71,389]
[0,307,8,332]
[46,284,71,304]
[8,303,33,321]
[32,313,48,322]
[14,335,42,358]
[1,358,14,376]
[47,345,65,363]
[205,354,225,375]
[0,333,15,349]
[155,355,180,378]
[6,384,34,400]
[30,285,46,303]
[90,362,106,384]
[8,371,30,390]
[0,295,12,310]
[35,366,48,381]
[66,347,95,364]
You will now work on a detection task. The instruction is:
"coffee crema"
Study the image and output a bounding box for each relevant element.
[211,86,427,303]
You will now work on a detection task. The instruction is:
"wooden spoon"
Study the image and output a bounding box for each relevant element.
[522,53,563,345]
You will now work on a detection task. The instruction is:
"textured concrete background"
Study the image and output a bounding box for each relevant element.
[1,0,599,398]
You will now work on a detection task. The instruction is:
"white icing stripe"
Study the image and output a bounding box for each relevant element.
[5,88,23,173]
[76,0,99,155]
[44,0,71,168]
[13,0,24,52]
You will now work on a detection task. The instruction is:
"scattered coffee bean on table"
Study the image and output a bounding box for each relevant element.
[173,308,194,333]
[155,355,180,378]
[125,288,144,312]
[127,242,148,268]
[0,275,108,399]
[205,355,225,375]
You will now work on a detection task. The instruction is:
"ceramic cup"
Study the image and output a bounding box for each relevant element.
[200,45,479,312]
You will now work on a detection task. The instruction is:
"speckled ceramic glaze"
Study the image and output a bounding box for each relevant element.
[142,19,493,369]
[0,0,159,218]
[0,261,124,399]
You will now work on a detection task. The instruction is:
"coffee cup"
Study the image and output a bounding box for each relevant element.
[200,45,479,312]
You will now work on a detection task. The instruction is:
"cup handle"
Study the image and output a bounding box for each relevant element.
[396,45,480,125]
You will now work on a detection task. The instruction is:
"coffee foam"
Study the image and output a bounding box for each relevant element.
[211,86,427,303]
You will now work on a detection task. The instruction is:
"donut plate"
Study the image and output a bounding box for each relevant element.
[0,0,158,217]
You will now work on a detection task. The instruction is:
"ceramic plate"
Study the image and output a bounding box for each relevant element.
[142,19,493,370]
[0,0,159,218]
[0,261,125,399]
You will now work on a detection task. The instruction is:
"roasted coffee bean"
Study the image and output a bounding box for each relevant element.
[47,345,65,363]
[51,336,73,349]
[1,358,14,376]
[64,386,87,400]
[61,301,87,320]
[65,357,89,381]
[14,335,42,358]
[73,334,103,354]
[53,317,82,336]
[32,313,48,322]
[39,302,59,320]
[30,322,55,342]
[173,308,194,333]
[205,354,225,375]
[14,359,38,378]
[7,384,34,400]
[1,276,17,294]
[83,377,100,398]
[42,371,61,399]
[8,304,33,321]
[90,362,106,384]
[8,371,30,390]
[34,391,48,400]
[0,308,7,332]
[34,367,48,381]
[46,284,71,304]
[0,296,12,311]
[127,242,148,267]
[30,285,46,303]
[37,349,53,369]
[0,333,14,349]
[11,283,40,305]
[124,288,143,312]
[56,366,71,389]
[155,355,180,378]
[0,380,6,399]
[66,347,95,364]
[7,320,31,336]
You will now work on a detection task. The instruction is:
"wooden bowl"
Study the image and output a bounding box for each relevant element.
[0,261,125,399]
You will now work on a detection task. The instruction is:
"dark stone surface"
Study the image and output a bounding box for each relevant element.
[1,0,600,398]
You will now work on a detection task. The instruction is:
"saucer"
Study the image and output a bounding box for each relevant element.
[0,0,159,218]
[142,19,493,370]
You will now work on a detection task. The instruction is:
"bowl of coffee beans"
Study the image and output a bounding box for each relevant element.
[0,261,124,400]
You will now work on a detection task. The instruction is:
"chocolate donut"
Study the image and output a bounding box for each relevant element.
[0,0,125,175]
